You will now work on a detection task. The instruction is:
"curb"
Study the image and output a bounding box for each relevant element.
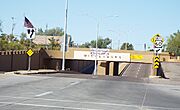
[5,70,58,75]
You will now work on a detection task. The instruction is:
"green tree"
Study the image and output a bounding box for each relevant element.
[79,37,112,48]
[0,33,24,50]
[120,42,134,50]
[36,27,64,36]
[166,30,180,55]
[36,28,44,35]
[19,32,30,49]
[79,42,91,48]
[0,34,8,50]
[48,37,60,50]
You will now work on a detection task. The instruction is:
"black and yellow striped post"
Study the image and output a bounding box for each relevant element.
[153,54,160,76]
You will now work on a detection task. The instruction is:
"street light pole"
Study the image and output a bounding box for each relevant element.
[62,0,68,71]
[83,15,118,75]
[45,24,48,50]
[94,22,99,75]
[11,17,16,35]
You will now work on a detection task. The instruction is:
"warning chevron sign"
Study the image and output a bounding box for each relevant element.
[154,55,160,69]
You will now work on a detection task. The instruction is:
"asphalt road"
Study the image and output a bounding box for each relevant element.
[0,72,180,110]
[122,63,151,79]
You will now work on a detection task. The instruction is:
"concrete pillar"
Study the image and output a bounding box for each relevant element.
[113,62,119,76]
[97,61,106,75]
[109,62,114,76]
[105,61,110,75]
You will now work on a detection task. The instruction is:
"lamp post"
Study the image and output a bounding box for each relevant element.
[94,22,99,75]
[86,15,119,75]
[107,30,121,50]
[11,17,16,35]
[62,0,68,71]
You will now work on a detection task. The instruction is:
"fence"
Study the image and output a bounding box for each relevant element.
[0,49,48,71]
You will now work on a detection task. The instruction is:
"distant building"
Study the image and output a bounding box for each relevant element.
[33,35,71,46]
[33,35,71,51]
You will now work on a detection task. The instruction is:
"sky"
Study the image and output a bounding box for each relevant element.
[0,0,180,50]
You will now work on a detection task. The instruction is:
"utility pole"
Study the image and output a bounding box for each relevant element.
[45,24,48,50]
[125,43,128,50]
[62,0,68,71]
[94,22,99,75]
[118,40,120,50]
[11,17,16,35]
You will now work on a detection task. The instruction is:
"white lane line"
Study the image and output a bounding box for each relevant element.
[138,64,142,71]
[60,81,80,90]
[136,64,142,77]
[35,91,53,97]
[70,81,80,86]
[0,96,140,108]
[0,101,180,110]
[0,102,100,110]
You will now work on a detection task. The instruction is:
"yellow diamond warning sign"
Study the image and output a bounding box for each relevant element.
[27,49,34,57]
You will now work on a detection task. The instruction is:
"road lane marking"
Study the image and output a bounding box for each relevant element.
[136,64,142,78]
[0,101,100,110]
[70,81,80,86]
[0,100,180,110]
[59,81,80,90]
[0,96,140,108]
[35,91,53,97]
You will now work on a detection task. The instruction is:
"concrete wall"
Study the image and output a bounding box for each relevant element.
[0,48,171,76]
[46,48,170,64]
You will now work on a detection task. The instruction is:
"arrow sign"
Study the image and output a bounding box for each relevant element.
[154,65,159,69]
[27,28,35,39]
[154,62,159,65]
[154,55,160,69]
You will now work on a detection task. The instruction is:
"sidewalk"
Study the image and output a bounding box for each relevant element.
[5,69,58,75]
[149,62,180,85]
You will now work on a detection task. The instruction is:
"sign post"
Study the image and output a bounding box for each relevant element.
[26,29,35,71]
[24,16,35,71]
[27,48,34,71]
[151,34,164,75]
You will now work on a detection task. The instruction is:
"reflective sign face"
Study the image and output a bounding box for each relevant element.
[151,34,164,54]
[154,55,160,69]
[27,49,34,57]
[26,28,36,39]
[151,34,164,47]
[154,48,162,54]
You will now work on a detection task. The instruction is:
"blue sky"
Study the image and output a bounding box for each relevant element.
[0,0,180,50]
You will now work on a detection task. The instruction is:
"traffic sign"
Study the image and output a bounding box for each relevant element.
[151,34,164,54]
[27,49,34,57]
[154,55,160,69]
[154,48,162,54]
[151,34,164,47]
[27,28,36,39]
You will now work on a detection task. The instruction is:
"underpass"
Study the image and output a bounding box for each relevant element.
[122,63,151,79]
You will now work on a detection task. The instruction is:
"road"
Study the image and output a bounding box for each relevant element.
[0,72,180,110]
[122,63,151,79]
